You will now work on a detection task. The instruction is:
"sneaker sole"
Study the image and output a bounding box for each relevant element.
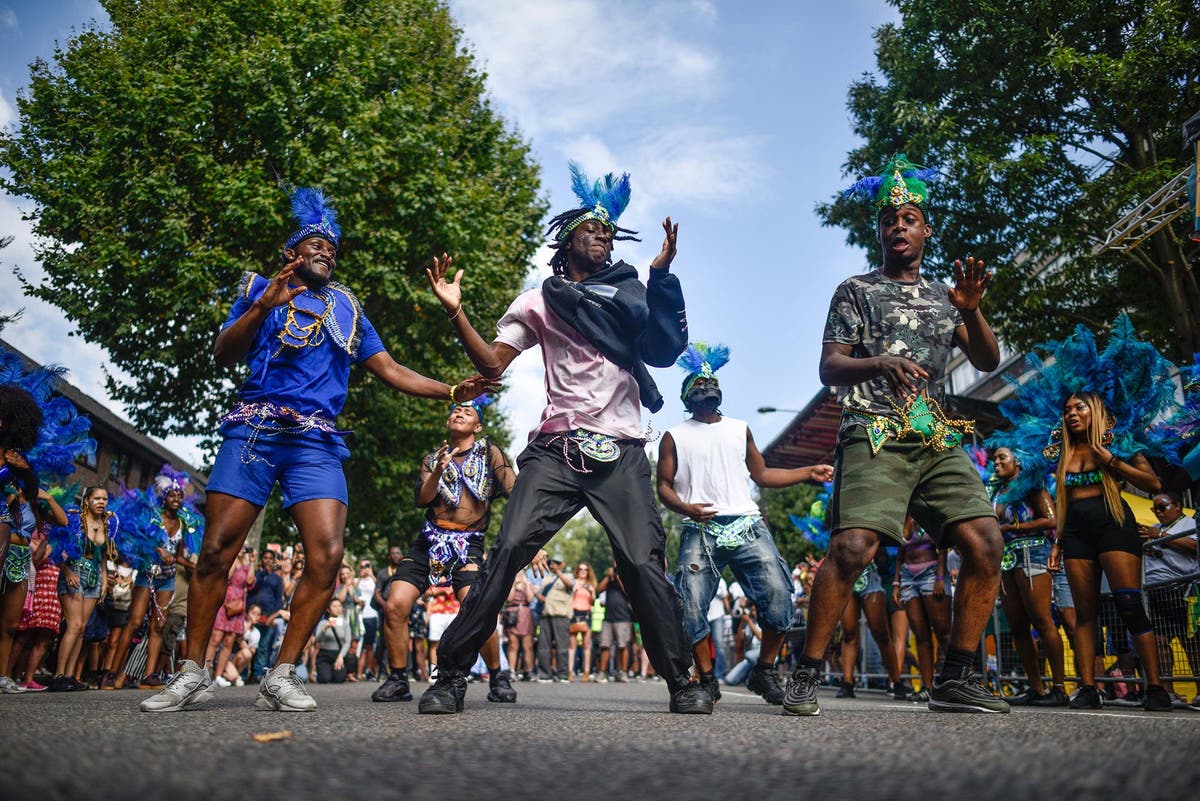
[254,694,316,712]
[928,699,1010,713]
[669,705,714,715]
[781,704,821,716]
[140,685,214,713]
[418,702,461,714]
[486,692,517,703]
[371,693,413,702]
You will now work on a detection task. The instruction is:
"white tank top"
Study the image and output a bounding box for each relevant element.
[668,417,760,517]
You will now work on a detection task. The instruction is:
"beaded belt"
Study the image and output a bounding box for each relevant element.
[422,521,484,587]
[1001,535,1047,572]
[849,393,975,455]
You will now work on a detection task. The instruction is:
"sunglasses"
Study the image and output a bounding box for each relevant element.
[1152,504,1174,512]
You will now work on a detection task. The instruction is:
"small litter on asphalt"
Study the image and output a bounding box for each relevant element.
[251,731,292,743]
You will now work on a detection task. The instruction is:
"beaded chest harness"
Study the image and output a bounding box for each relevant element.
[851,393,975,455]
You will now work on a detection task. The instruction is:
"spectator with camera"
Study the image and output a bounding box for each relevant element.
[1139,491,1200,709]
[314,597,353,684]
[536,556,574,683]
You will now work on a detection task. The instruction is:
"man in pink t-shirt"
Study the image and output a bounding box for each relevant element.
[417,164,712,716]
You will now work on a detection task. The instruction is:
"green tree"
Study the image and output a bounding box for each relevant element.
[819,0,1200,361]
[0,0,546,551]
[759,482,822,565]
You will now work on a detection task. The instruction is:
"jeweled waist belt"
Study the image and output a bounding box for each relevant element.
[221,401,345,434]
[846,393,974,455]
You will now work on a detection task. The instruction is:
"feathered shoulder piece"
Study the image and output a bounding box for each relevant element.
[0,345,96,484]
[988,314,1179,483]
[1148,354,1200,478]
[284,186,341,251]
[843,153,940,211]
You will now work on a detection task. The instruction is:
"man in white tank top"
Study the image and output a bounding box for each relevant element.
[658,344,833,705]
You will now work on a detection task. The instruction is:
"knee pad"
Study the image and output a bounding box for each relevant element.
[1112,590,1153,636]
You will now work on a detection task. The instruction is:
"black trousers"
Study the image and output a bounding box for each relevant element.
[439,436,693,690]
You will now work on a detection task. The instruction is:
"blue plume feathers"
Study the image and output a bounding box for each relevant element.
[675,342,731,375]
[290,187,340,237]
[568,161,632,224]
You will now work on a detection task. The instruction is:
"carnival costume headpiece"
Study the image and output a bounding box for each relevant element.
[1147,355,1200,479]
[152,464,190,500]
[452,394,496,422]
[986,314,1179,504]
[676,342,731,399]
[843,153,940,212]
[790,482,834,553]
[284,186,341,253]
[111,464,204,568]
[0,344,96,487]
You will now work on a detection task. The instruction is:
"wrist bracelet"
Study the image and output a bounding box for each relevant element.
[1108,454,1120,468]
[449,383,459,402]
[448,305,463,322]
[935,574,945,581]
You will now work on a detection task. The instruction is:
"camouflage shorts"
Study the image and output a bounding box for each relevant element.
[830,426,996,546]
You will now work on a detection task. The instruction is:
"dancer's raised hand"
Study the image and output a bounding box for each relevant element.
[426,253,464,314]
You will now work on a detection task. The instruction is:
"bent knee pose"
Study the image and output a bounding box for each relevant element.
[784,154,1008,717]
[140,187,492,714]
[989,446,1067,706]
[419,163,713,715]
[658,342,833,706]
[373,400,528,704]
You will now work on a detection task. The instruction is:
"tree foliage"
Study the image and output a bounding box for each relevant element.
[759,482,822,565]
[819,0,1200,361]
[0,0,547,551]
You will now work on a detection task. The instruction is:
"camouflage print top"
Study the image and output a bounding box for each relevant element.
[822,270,963,433]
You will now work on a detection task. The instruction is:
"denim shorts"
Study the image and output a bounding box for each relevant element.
[853,561,884,599]
[134,571,177,592]
[1001,538,1051,576]
[899,562,942,604]
[1052,570,1075,610]
[58,566,103,599]
[206,422,350,508]
[674,518,793,643]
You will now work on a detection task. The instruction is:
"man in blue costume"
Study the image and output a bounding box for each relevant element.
[142,187,492,713]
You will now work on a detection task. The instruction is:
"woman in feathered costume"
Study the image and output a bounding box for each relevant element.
[987,446,1067,706]
[991,314,1175,711]
[107,465,202,691]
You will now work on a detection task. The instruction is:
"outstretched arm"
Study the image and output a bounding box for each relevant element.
[215,261,305,367]
[949,257,1000,372]
[641,218,688,368]
[360,352,497,402]
[744,428,834,489]
[427,254,522,379]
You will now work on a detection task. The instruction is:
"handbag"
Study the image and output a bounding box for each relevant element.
[502,607,520,629]
[224,596,246,617]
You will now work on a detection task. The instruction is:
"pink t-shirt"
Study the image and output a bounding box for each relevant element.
[496,288,644,443]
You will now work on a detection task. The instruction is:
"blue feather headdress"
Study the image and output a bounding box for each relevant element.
[451,394,496,422]
[843,153,941,212]
[676,342,731,399]
[1147,355,1200,478]
[552,162,633,241]
[0,345,96,486]
[284,186,341,252]
[987,314,1180,501]
[790,482,834,553]
[152,463,191,501]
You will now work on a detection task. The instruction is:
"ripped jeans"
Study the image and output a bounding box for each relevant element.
[674,517,794,645]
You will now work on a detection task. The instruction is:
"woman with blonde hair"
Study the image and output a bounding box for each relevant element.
[1050,391,1169,711]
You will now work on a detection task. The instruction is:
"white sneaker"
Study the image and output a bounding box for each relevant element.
[214,676,231,688]
[255,663,316,712]
[234,677,245,687]
[0,676,27,694]
[139,660,214,712]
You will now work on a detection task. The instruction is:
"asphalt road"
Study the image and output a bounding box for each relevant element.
[3,678,1197,801]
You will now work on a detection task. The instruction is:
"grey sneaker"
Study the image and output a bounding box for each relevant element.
[139,660,213,712]
[929,675,1010,713]
[908,687,930,703]
[255,663,316,712]
[0,676,26,694]
[782,665,821,716]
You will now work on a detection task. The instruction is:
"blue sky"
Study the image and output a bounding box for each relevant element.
[0,0,899,465]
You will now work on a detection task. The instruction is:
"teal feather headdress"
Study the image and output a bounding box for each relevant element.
[676,342,731,399]
[843,153,940,212]
[1147,355,1200,478]
[552,162,633,241]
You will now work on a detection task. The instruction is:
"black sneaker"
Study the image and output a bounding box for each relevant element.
[746,664,785,705]
[908,687,930,703]
[835,681,856,699]
[698,672,721,703]
[1007,687,1035,706]
[890,682,910,701]
[929,674,1011,713]
[1069,685,1102,710]
[371,673,413,702]
[1143,684,1173,712]
[669,683,714,715]
[418,675,468,714]
[782,666,821,716]
[46,674,73,693]
[487,670,517,703]
[1030,687,1069,707]
[68,676,91,692]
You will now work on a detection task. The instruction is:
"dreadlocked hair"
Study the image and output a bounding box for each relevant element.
[545,208,640,278]
[0,384,43,453]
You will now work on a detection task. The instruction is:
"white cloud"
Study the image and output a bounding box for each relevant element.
[0,10,16,31]
[0,88,15,130]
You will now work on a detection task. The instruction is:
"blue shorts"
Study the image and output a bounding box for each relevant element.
[134,571,176,592]
[1052,570,1075,610]
[206,423,350,508]
[853,562,884,599]
[899,562,942,604]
